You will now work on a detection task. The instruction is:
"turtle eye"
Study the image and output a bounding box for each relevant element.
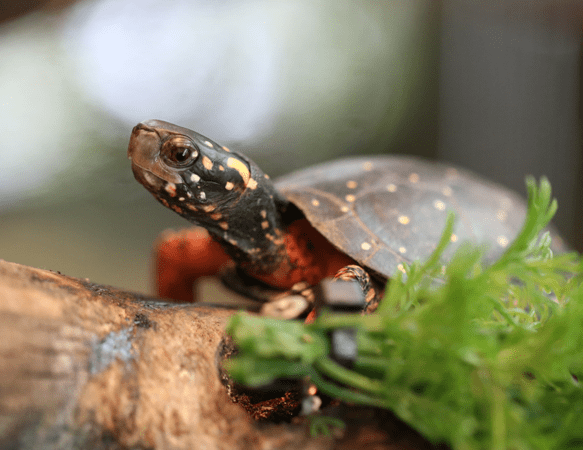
[161,136,199,167]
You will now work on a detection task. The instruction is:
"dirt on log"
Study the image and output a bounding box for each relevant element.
[0,259,439,450]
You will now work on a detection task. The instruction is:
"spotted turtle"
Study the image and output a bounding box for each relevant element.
[128,120,562,309]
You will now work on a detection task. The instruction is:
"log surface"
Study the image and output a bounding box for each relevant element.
[0,259,435,450]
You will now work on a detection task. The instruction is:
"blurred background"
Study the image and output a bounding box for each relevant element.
[0,0,581,296]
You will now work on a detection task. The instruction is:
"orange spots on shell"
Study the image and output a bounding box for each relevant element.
[225,181,234,191]
[202,156,213,171]
[398,215,410,225]
[260,210,267,219]
[219,165,225,171]
[264,174,270,179]
[346,180,357,189]
[160,198,170,208]
[186,204,197,211]
[433,200,446,211]
[171,205,183,214]
[227,157,250,185]
[210,212,222,220]
[362,161,373,171]
[340,205,349,213]
[222,146,231,152]
[345,194,356,203]
[387,183,397,192]
[219,221,229,230]
[361,242,371,251]
[261,221,270,229]
[408,173,419,183]
[203,140,213,148]
[311,199,320,207]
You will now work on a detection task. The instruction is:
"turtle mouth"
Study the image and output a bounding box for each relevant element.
[130,163,167,192]
[127,122,183,185]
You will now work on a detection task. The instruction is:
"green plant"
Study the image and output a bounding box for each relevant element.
[225,178,583,449]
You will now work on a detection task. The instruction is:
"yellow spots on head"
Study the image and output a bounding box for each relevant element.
[225,181,234,191]
[450,234,458,242]
[222,146,231,152]
[442,186,452,196]
[311,199,320,207]
[210,212,222,221]
[227,157,250,185]
[178,197,185,202]
[164,183,177,197]
[201,204,216,212]
[219,165,224,171]
[204,140,213,148]
[228,238,238,246]
[399,246,406,254]
[496,209,507,222]
[386,183,397,192]
[408,173,419,183]
[260,210,267,219]
[362,161,373,171]
[398,215,410,225]
[433,200,446,211]
[397,264,406,274]
[261,220,270,230]
[361,242,371,251]
[497,235,509,248]
[341,205,349,213]
[346,180,358,189]
[345,194,356,203]
[247,178,258,190]
[264,233,284,245]
[190,173,200,183]
[219,221,229,230]
[264,174,270,179]
[186,204,197,211]
[202,156,213,171]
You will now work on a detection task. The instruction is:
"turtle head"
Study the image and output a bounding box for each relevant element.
[128,119,287,271]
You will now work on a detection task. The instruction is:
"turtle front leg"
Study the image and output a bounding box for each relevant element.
[333,265,380,313]
[154,227,232,302]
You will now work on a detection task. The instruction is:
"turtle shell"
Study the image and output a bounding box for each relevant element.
[275,155,557,279]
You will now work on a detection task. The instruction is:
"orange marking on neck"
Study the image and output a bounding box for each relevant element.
[250,219,354,289]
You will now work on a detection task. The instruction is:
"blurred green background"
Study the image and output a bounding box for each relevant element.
[0,0,581,297]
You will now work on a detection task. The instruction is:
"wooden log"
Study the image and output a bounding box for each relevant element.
[0,259,436,450]
[0,259,328,449]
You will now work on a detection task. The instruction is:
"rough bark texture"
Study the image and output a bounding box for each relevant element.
[0,259,437,450]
